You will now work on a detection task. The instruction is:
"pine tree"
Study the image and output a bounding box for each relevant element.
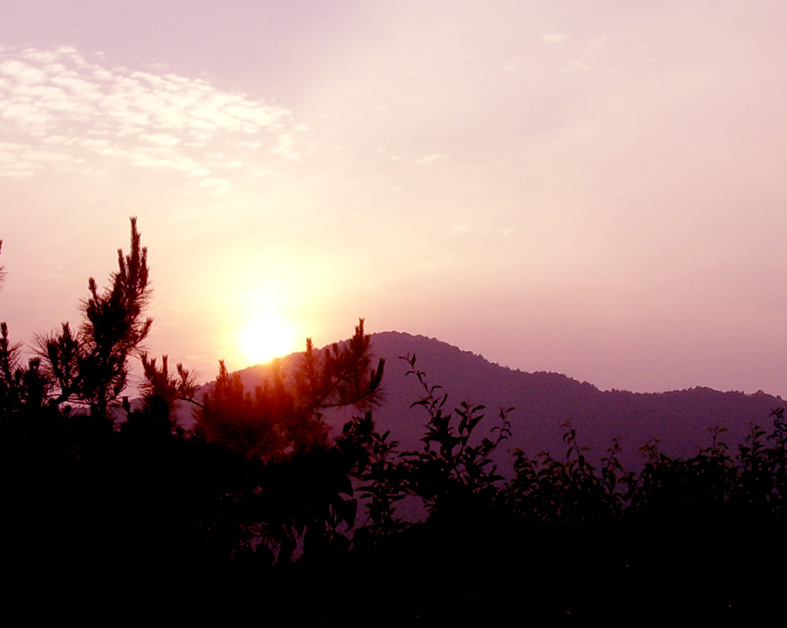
[40,217,152,417]
[197,320,385,462]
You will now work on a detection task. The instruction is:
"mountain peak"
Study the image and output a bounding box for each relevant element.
[184,330,782,472]
[364,331,782,470]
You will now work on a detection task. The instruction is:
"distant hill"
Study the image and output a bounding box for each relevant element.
[367,331,783,471]
[180,331,784,473]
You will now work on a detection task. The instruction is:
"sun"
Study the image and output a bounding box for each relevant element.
[239,314,298,365]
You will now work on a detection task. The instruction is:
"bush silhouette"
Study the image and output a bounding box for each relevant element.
[1,218,785,619]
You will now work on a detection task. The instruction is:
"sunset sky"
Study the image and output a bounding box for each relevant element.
[2,1,787,398]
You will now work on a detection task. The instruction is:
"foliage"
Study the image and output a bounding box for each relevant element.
[396,354,512,522]
[196,319,384,462]
[120,353,198,437]
[33,217,152,417]
[353,419,407,543]
[2,219,787,618]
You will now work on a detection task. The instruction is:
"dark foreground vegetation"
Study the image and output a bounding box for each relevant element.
[1,221,785,621]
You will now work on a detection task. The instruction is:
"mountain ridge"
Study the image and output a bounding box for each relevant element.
[181,330,784,472]
[361,332,783,470]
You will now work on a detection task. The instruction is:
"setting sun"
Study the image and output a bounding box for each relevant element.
[239,315,298,365]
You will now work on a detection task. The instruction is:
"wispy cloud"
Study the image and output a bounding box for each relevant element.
[415,153,447,165]
[0,46,303,182]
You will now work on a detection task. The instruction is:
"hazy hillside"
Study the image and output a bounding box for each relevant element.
[182,331,784,473]
[368,331,783,470]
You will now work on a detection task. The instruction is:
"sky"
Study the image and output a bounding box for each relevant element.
[1,1,787,398]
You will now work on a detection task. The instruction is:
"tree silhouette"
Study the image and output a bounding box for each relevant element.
[4,216,787,619]
[397,354,512,521]
[197,319,384,462]
[0,242,54,419]
[39,217,152,417]
[120,353,198,436]
[0,323,53,417]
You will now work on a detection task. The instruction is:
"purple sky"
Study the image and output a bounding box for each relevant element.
[2,1,787,397]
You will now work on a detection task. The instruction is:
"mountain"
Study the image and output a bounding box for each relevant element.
[181,331,784,473]
[367,332,783,471]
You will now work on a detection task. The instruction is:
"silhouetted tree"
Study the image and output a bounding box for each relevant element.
[39,217,152,418]
[5,216,787,619]
[197,319,384,463]
[398,354,512,521]
[120,353,198,437]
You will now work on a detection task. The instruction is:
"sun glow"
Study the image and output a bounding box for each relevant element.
[239,315,298,365]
